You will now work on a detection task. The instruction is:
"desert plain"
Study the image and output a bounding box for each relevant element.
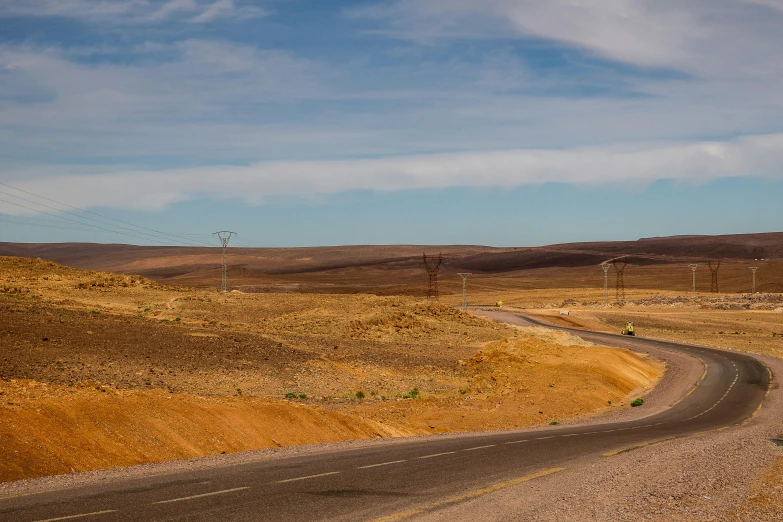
[1,233,782,519]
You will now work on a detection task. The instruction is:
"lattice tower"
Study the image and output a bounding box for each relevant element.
[709,261,720,293]
[423,253,444,299]
[613,259,627,305]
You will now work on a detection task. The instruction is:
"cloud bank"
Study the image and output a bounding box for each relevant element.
[3,133,782,215]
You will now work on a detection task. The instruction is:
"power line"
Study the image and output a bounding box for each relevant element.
[0,197,190,247]
[0,217,99,233]
[0,189,208,247]
[0,182,215,247]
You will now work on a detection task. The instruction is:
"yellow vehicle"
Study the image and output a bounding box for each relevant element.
[621,322,635,336]
[496,301,503,308]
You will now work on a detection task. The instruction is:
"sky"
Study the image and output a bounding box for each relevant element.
[1,0,783,248]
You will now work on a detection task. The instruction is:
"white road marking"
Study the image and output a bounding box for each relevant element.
[276,472,340,483]
[154,487,249,504]
[33,511,118,521]
[503,440,528,445]
[417,452,456,459]
[358,460,407,469]
[462,445,496,451]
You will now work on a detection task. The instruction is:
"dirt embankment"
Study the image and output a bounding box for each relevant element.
[0,380,410,483]
[0,256,662,482]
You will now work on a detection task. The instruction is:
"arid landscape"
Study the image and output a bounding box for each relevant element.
[1,233,782,519]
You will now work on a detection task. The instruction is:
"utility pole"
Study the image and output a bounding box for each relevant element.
[422,253,444,299]
[612,258,627,305]
[689,264,699,298]
[601,263,610,307]
[213,231,237,293]
[457,273,471,311]
[709,261,720,293]
[750,266,758,293]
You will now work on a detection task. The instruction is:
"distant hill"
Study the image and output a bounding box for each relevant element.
[1,232,780,291]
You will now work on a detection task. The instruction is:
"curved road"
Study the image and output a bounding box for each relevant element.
[0,313,772,522]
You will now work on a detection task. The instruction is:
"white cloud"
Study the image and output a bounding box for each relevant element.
[3,134,782,214]
[349,0,783,76]
[0,0,267,24]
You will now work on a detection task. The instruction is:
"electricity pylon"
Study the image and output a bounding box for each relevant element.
[750,266,758,293]
[601,263,610,307]
[612,258,627,305]
[689,264,699,298]
[213,231,237,293]
[423,253,444,299]
[457,273,471,310]
[709,261,720,293]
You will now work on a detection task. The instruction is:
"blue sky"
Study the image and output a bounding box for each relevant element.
[1,0,783,247]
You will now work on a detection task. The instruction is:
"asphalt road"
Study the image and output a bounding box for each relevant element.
[0,313,772,522]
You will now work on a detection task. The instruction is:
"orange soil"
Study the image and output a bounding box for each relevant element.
[0,380,409,483]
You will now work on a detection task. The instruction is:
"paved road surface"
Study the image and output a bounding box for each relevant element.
[0,313,771,522]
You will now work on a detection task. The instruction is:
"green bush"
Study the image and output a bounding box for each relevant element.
[284,392,298,399]
[403,387,420,399]
[355,390,365,399]
[549,421,559,425]
[631,398,644,407]
[298,393,307,399]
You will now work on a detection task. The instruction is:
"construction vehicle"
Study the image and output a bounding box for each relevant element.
[621,321,635,336]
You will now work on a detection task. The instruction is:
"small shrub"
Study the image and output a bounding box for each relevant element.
[355,390,365,399]
[631,398,644,407]
[459,388,468,394]
[236,388,242,396]
[175,317,181,322]
[403,387,420,399]
[284,392,298,399]
[549,421,559,425]
[608,400,612,405]
[298,393,307,399]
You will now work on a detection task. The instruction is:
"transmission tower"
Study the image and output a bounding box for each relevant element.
[422,253,444,299]
[688,264,699,298]
[612,258,627,305]
[709,261,720,293]
[750,266,758,293]
[457,273,471,310]
[213,231,237,293]
[601,263,610,307]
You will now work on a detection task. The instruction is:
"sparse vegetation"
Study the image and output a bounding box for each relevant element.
[549,421,559,425]
[631,398,645,407]
[403,387,420,399]
[355,390,365,399]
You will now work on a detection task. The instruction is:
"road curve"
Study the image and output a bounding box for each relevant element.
[0,313,772,522]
